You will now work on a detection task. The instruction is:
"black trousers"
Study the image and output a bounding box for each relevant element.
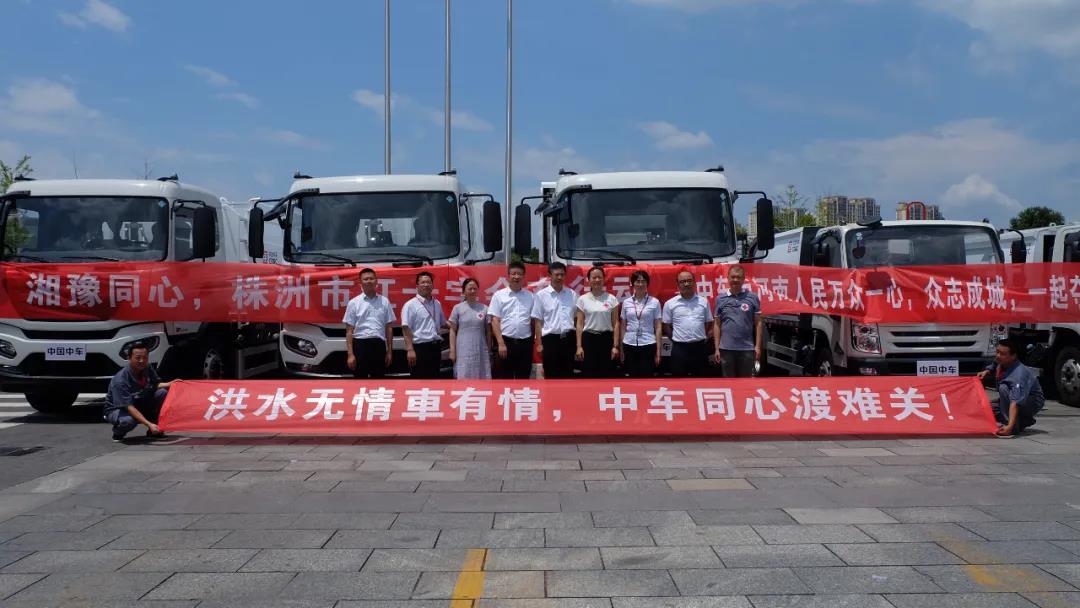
[541,332,576,379]
[498,336,534,380]
[351,337,387,379]
[670,340,709,377]
[410,341,442,379]
[721,349,755,378]
[582,331,615,378]
[623,343,657,378]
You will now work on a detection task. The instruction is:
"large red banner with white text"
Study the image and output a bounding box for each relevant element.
[159,377,996,436]
[3,261,1079,325]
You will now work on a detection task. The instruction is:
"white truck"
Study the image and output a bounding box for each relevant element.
[0,177,283,412]
[756,219,1008,377]
[247,171,503,376]
[999,223,1080,406]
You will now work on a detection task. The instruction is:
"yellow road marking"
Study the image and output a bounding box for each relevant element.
[450,548,488,607]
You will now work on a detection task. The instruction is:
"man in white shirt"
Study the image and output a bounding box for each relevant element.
[343,267,396,379]
[531,262,577,378]
[662,269,714,377]
[401,271,446,379]
[489,261,535,379]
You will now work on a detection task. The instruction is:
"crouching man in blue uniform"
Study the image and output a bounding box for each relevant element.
[978,338,1044,437]
[104,342,173,441]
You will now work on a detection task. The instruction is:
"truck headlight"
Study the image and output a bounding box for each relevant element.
[852,323,881,354]
[284,335,318,358]
[119,336,159,359]
[0,339,16,359]
[987,324,1008,355]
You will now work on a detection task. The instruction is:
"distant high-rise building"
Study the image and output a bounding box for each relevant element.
[816,196,878,225]
[895,201,944,220]
[748,208,758,237]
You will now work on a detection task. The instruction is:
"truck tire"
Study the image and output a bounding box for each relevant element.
[1054,345,1080,407]
[25,388,79,414]
[194,340,230,380]
[811,346,836,377]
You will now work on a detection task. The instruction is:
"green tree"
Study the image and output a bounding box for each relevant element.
[0,155,33,252]
[1009,206,1066,230]
[510,247,540,264]
[772,184,818,231]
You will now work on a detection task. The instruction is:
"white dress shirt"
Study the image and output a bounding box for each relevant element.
[342,292,396,340]
[400,295,445,344]
[531,285,577,336]
[662,294,713,343]
[488,287,535,339]
[621,294,662,346]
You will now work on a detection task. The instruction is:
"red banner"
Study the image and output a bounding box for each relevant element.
[2,261,1079,325]
[159,377,996,436]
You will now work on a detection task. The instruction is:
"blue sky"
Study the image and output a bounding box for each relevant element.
[2,0,1078,228]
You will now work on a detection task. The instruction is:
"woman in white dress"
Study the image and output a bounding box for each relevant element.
[448,278,493,380]
[575,266,621,378]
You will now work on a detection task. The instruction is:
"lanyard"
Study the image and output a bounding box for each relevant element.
[415,296,439,326]
[631,295,650,344]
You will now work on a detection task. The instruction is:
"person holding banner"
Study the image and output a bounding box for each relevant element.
[401,271,446,379]
[531,262,577,379]
[620,270,662,378]
[448,278,492,380]
[576,266,621,378]
[978,338,1045,437]
[663,270,714,377]
[344,268,395,379]
[104,342,171,441]
[713,265,762,378]
[489,262,535,380]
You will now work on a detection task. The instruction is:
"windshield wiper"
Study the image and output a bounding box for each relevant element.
[355,252,435,265]
[3,253,52,263]
[292,252,357,266]
[640,249,715,263]
[58,255,121,262]
[563,248,637,264]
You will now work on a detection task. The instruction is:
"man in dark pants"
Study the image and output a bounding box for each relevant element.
[662,270,714,377]
[489,261,535,379]
[104,342,171,441]
[713,265,762,378]
[344,267,396,378]
[401,271,446,379]
[531,262,576,378]
[978,338,1045,437]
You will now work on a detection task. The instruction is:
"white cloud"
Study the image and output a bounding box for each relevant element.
[58,0,131,33]
[257,128,327,151]
[638,121,713,150]
[0,79,100,134]
[940,173,1022,214]
[920,0,1080,59]
[351,88,492,132]
[184,65,235,87]
[217,92,260,109]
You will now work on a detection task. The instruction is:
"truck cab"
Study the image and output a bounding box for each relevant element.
[248,172,502,376]
[0,177,280,412]
[999,223,1080,405]
[760,220,1007,377]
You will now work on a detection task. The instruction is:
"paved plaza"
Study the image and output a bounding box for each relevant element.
[0,395,1078,606]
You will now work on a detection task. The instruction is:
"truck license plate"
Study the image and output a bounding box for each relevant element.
[916,360,958,376]
[45,344,87,361]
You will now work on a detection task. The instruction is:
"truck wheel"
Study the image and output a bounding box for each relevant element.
[812,346,835,377]
[194,340,230,380]
[1055,346,1080,407]
[24,388,79,413]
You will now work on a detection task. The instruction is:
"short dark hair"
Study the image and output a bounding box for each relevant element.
[416,271,434,284]
[461,277,479,291]
[587,265,606,279]
[547,261,567,274]
[727,264,746,277]
[630,270,650,285]
[359,267,377,278]
[128,342,151,357]
[996,338,1019,356]
[508,261,526,273]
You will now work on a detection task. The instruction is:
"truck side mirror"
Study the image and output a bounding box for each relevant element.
[513,203,532,257]
[482,201,502,253]
[813,243,830,267]
[192,207,217,259]
[755,198,775,251]
[1010,240,1027,264]
[248,207,265,260]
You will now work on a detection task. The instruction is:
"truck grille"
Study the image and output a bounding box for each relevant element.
[15,354,121,377]
[882,326,986,354]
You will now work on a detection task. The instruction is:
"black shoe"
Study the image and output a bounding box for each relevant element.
[112,430,127,442]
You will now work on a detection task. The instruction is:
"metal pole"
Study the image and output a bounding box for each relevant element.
[384,0,392,174]
[504,0,513,257]
[444,0,452,172]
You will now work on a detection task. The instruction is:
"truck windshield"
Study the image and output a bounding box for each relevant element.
[845,225,1002,268]
[287,191,459,263]
[554,188,735,261]
[2,196,169,262]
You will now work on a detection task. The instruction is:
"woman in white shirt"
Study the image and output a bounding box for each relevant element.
[620,270,662,377]
[575,266,621,377]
